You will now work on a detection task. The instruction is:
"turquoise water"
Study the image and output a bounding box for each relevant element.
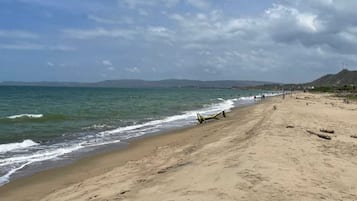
[0,86,276,185]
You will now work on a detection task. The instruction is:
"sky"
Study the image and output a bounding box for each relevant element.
[1,0,357,83]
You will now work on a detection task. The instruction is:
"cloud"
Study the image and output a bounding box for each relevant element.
[186,0,210,9]
[121,0,180,9]
[121,0,210,10]
[0,43,44,50]
[49,45,76,51]
[146,26,175,42]
[63,26,174,44]
[0,43,75,51]
[47,62,54,67]
[102,60,112,66]
[4,0,357,82]
[0,30,38,39]
[125,67,140,73]
[107,66,115,71]
[87,15,133,24]
[63,28,137,39]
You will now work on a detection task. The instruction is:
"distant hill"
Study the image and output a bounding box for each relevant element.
[309,69,357,87]
[0,79,275,89]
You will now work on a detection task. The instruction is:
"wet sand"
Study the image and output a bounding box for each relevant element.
[1,93,357,201]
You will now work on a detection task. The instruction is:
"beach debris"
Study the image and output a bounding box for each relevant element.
[350,135,357,139]
[196,111,226,124]
[273,105,277,110]
[343,99,350,104]
[157,161,192,174]
[286,125,294,128]
[320,129,335,134]
[119,190,130,195]
[306,130,331,140]
[137,179,147,183]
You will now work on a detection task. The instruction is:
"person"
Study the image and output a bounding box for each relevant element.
[283,90,285,99]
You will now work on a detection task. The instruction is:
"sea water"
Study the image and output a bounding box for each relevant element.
[0,86,279,185]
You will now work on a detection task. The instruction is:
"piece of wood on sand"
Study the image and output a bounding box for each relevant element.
[351,135,357,139]
[197,111,226,124]
[320,128,335,134]
[306,130,332,140]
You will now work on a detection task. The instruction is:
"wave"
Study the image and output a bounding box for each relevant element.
[238,92,282,101]
[0,114,69,123]
[0,139,122,185]
[0,140,39,154]
[6,114,43,119]
[100,98,237,138]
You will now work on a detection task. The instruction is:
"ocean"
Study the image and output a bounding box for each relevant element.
[0,86,279,185]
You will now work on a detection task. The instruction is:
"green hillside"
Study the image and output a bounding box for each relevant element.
[310,69,357,87]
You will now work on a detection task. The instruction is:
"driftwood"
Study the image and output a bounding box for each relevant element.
[351,135,357,139]
[320,129,335,134]
[286,125,294,128]
[157,162,192,174]
[306,130,332,140]
[197,111,226,124]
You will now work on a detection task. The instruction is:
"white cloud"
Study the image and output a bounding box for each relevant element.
[88,15,133,24]
[47,62,54,67]
[186,0,210,9]
[147,26,175,41]
[0,43,44,50]
[138,9,149,16]
[49,45,76,51]
[125,67,140,73]
[102,60,113,66]
[0,43,75,51]
[63,28,137,39]
[0,30,38,39]
[107,66,115,71]
[122,0,180,9]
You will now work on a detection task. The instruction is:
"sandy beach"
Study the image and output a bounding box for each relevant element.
[1,92,357,201]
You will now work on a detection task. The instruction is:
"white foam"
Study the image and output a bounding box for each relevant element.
[0,139,123,185]
[0,140,39,154]
[100,98,237,136]
[7,114,43,119]
[239,96,255,101]
[0,161,32,185]
[0,143,86,185]
[0,144,82,166]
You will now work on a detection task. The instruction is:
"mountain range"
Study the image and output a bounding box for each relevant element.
[1,69,356,88]
[0,79,275,89]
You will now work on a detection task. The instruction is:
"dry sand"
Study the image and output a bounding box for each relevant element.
[1,92,357,201]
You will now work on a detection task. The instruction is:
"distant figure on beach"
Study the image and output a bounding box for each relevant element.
[283,90,285,99]
[262,95,265,99]
[254,96,256,100]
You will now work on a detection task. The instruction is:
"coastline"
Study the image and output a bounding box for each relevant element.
[0,98,262,200]
[0,88,260,186]
[1,93,357,200]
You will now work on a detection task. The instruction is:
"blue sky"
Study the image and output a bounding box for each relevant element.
[1,0,357,83]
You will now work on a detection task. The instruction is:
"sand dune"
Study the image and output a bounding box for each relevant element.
[1,92,357,201]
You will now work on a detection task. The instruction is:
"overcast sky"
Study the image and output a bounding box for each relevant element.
[1,0,357,83]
